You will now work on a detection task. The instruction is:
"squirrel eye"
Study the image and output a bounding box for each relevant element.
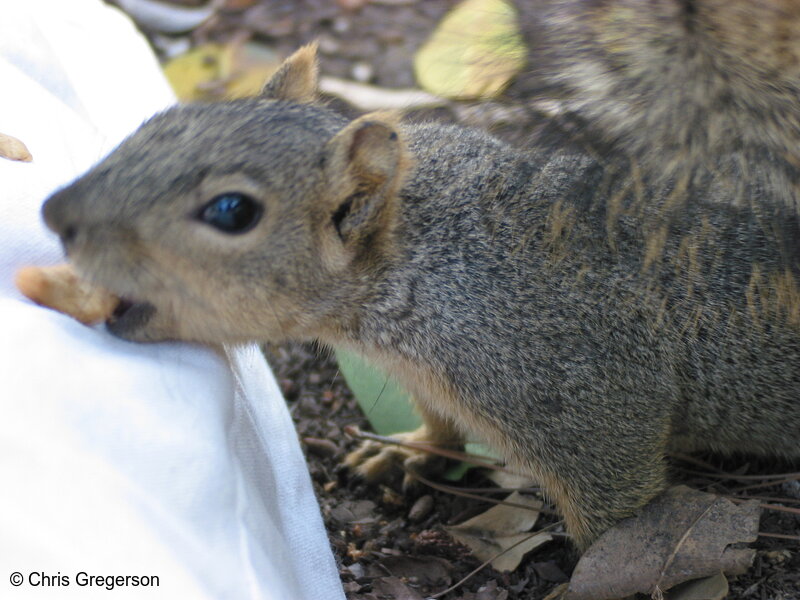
[199,193,262,233]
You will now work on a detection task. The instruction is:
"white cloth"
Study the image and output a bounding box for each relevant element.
[0,1,344,598]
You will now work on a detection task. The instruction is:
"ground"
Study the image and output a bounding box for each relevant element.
[266,342,800,600]
[264,342,579,600]
[119,1,799,598]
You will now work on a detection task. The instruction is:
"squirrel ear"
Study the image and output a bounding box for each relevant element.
[261,42,319,103]
[323,112,410,246]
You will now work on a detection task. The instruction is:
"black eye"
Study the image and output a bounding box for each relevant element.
[199,193,262,233]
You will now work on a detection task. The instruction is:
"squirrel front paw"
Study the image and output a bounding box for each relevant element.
[344,424,453,490]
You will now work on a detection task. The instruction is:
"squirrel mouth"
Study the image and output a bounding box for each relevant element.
[106,298,156,337]
[110,298,135,320]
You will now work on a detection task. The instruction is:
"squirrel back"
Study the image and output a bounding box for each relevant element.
[41,2,800,549]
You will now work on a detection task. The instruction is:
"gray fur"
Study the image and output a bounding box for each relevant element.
[41,6,800,549]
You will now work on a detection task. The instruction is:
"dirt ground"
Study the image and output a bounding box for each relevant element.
[267,341,800,600]
[119,1,799,598]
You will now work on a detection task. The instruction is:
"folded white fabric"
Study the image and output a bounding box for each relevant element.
[0,1,344,598]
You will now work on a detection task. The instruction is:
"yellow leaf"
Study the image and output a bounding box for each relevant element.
[163,43,229,101]
[163,42,281,101]
[414,0,526,100]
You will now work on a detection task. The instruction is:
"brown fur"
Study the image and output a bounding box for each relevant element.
[40,8,800,552]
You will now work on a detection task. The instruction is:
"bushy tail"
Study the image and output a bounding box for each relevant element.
[515,0,800,212]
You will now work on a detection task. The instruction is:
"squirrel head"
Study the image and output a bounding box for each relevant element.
[42,44,412,344]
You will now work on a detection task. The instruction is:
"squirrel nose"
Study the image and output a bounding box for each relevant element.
[42,189,81,248]
[61,224,78,246]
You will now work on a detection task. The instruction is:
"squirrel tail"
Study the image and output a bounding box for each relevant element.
[513,0,800,210]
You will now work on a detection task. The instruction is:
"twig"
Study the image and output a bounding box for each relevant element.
[727,498,800,516]
[757,532,800,542]
[734,475,800,493]
[669,453,728,473]
[676,469,800,483]
[320,76,447,111]
[729,494,800,506]
[444,485,541,494]
[403,467,560,516]
[652,500,716,596]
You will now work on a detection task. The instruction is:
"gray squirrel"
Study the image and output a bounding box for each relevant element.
[42,1,800,550]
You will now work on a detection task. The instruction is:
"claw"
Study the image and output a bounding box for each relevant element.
[343,425,450,485]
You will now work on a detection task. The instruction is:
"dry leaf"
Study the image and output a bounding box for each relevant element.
[483,469,538,490]
[446,491,552,572]
[369,555,453,587]
[328,499,377,526]
[414,0,526,100]
[666,572,728,600]
[565,486,759,600]
[0,132,32,162]
[370,576,424,600]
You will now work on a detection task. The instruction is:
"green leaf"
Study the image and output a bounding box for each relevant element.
[335,350,497,481]
[334,349,421,435]
[443,443,497,481]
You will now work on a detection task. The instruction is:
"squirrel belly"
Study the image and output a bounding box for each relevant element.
[41,6,800,550]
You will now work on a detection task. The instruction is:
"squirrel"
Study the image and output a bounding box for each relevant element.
[40,1,800,551]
